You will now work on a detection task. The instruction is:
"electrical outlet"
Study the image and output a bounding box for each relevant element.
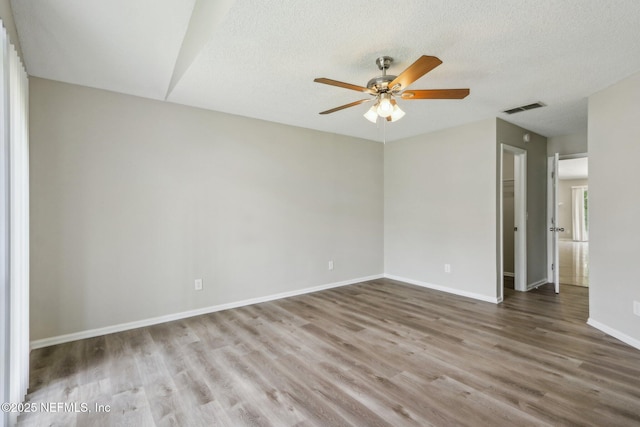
[194,279,203,291]
[444,264,451,273]
[328,260,334,270]
[634,301,640,316]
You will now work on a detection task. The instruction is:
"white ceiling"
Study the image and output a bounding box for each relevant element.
[558,157,588,180]
[11,0,640,142]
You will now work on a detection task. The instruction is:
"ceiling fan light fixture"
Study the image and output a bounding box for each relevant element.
[315,55,469,127]
[363,105,379,123]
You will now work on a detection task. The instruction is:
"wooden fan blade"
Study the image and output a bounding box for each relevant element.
[401,89,470,99]
[314,78,376,94]
[388,56,442,90]
[319,99,371,115]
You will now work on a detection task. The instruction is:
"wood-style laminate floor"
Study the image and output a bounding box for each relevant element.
[20,278,640,426]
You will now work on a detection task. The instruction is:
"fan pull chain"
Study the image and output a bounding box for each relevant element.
[383,117,386,144]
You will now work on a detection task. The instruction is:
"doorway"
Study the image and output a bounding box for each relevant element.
[499,144,527,301]
[547,154,589,292]
[558,157,589,287]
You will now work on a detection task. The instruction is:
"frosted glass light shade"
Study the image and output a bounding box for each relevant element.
[390,104,405,122]
[363,105,378,123]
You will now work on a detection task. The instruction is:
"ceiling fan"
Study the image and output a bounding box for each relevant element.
[314,55,469,123]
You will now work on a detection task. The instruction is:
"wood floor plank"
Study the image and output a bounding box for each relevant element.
[20,279,640,426]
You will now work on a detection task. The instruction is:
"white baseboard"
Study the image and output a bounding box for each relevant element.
[527,279,548,291]
[587,318,640,351]
[384,274,500,304]
[503,272,515,277]
[30,274,384,349]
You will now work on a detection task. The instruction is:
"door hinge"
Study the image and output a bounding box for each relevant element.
[551,171,555,179]
[552,263,554,270]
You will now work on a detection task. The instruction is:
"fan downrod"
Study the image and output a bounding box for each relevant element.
[368,56,396,92]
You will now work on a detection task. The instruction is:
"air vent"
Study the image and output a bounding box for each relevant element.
[502,102,546,115]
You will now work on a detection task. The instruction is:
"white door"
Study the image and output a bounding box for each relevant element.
[512,149,527,292]
[547,153,561,293]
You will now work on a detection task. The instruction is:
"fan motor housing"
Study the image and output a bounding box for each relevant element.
[367,75,397,92]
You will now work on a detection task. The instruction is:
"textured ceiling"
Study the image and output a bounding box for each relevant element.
[11,0,640,142]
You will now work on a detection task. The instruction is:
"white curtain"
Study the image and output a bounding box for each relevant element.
[572,186,588,241]
[0,19,29,427]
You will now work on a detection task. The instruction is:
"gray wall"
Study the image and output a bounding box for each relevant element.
[384,119,498,300]
[30,78,384,341]
[588,71,640,344]
[548,130,588,156]
[558,178,588,241]
[496,119,548,287]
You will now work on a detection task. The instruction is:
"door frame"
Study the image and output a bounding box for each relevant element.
[499,144,528,301]
[547,153,559,292]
